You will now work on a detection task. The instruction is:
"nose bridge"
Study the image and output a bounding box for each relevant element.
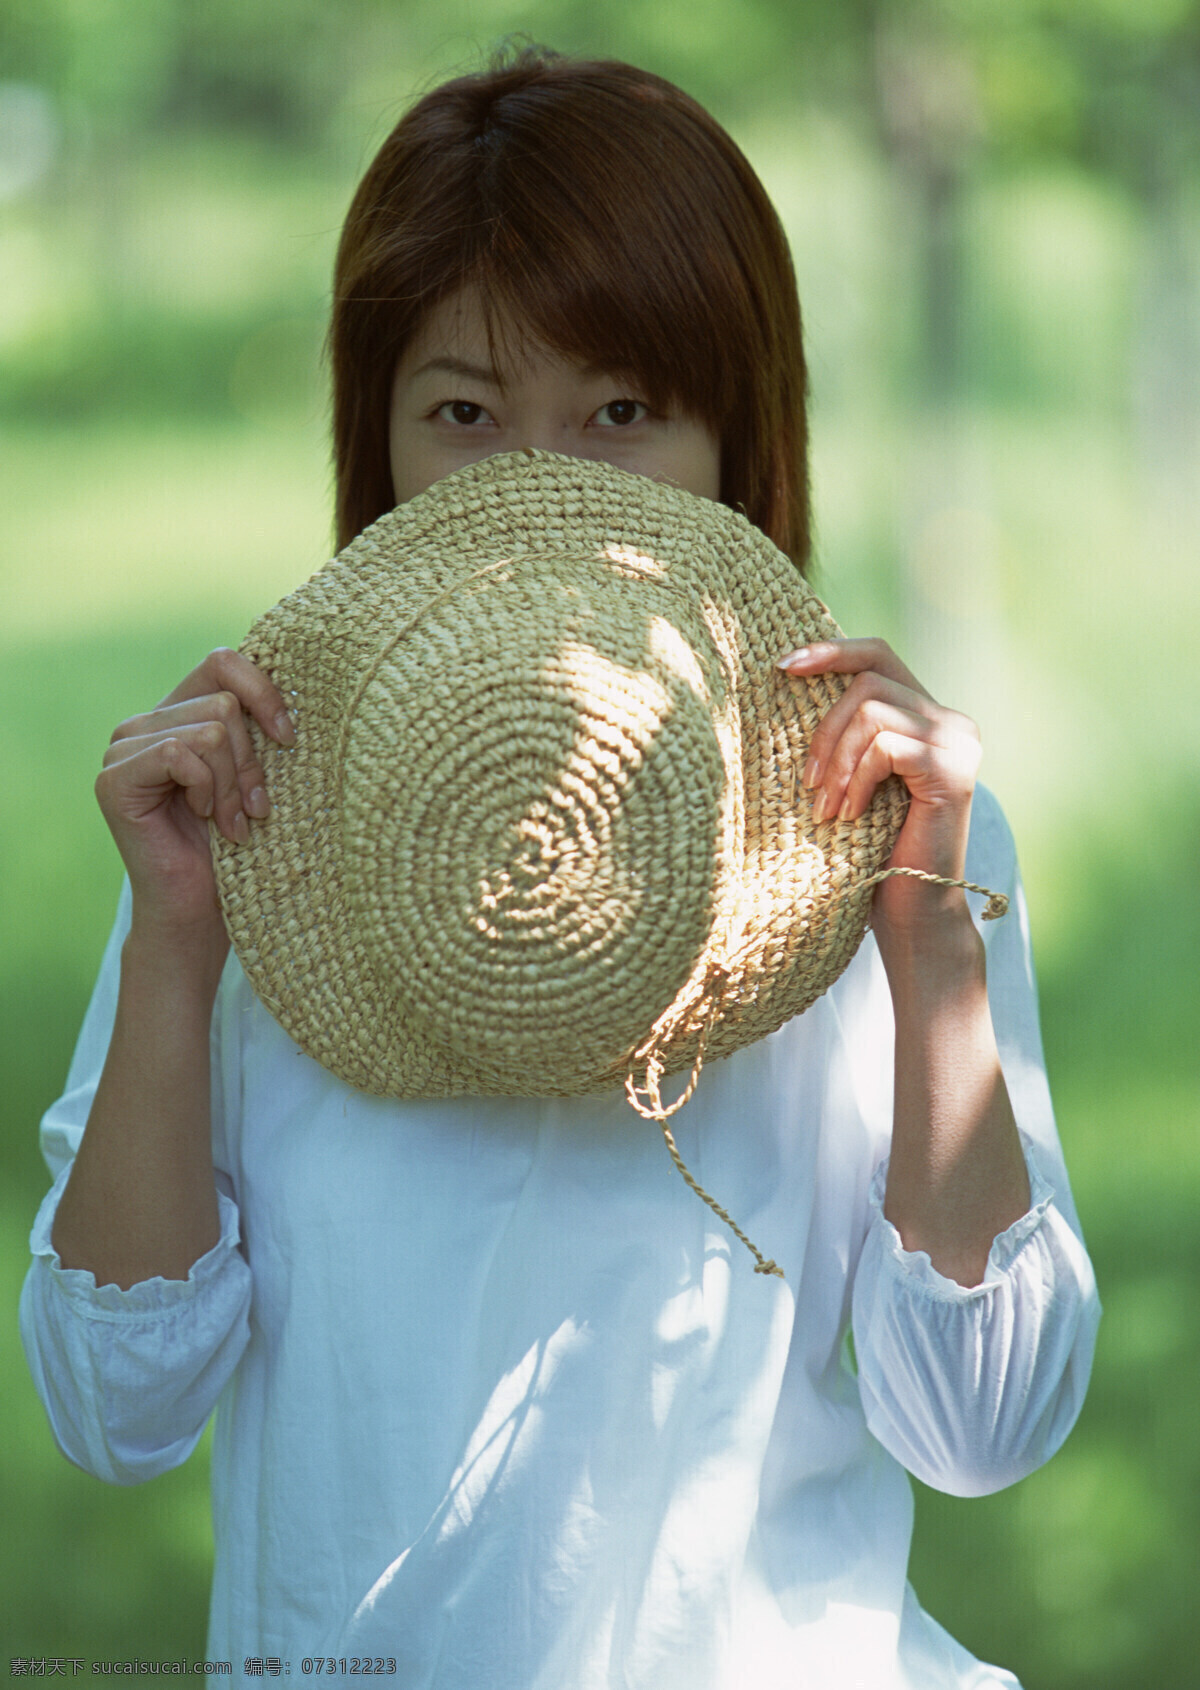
[512,408,575,456]
[507,371,585,456]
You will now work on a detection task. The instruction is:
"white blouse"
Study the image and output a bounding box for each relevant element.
[20,785,1100,1689]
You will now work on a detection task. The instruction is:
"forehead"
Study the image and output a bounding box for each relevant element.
[398,286,623,387]
[406,288,488,353]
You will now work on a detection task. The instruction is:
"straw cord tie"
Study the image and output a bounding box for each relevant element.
[857,866,1009,921]
[626,961,785,1280]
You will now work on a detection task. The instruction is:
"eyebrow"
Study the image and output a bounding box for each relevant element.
[407,354,628,387]
[409,356,503,385]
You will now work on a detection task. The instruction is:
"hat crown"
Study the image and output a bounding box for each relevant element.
[340,553,742,1091]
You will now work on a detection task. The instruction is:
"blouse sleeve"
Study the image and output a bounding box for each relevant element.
[849,787,1101,1498]
[17,879,253,1487]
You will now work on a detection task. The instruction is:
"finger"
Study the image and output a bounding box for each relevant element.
[104,723,249,843]
[803,673,953,793]
[110,692,271,818]
[777,638,932,701]
[826,723,981,826]
[158,648,297,748]
[807,699,933,822]
[833,730,930,823]
[97,735,216,828]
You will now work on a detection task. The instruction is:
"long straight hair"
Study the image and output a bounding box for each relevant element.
[330,47,811,570]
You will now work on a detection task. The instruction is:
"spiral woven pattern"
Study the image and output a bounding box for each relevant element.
[211,450,908,1099]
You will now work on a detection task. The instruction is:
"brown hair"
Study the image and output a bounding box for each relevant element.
[330,46,811,570]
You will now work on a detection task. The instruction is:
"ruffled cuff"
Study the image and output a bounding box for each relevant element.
[852,1137,1099,1496]
[27,1162,245,1311]
[19,1166,253,1486]
[865,1134,1056,1299]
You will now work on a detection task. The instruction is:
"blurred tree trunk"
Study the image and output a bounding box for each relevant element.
[1133,180,1200,565]
[1130,134,1200,528]
[1072,38,1200,563]
[863,12,994,685]
[869,17,982,405]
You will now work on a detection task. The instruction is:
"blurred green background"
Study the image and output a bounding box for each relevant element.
[3,0,1198,1683]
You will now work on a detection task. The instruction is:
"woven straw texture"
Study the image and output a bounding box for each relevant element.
[212,449,908,1100]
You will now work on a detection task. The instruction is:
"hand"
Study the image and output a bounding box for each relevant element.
[777,638,982,945]
[96,648,295,943]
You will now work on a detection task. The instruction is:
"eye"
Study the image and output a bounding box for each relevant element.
[436,400,493,426]
[593,399,648,428]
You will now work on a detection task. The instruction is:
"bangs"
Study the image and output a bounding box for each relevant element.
[464,255,707,429]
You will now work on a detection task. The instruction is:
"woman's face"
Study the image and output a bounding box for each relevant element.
[389,287,721,505]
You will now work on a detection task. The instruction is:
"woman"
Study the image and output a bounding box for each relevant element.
[21,46,1099,1688]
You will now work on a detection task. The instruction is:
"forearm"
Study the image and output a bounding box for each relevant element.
[50,922,225,1290]
[880,905,1031,1288]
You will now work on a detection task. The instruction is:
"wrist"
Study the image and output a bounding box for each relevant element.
[123,910,229,1003]
[874,899,985,1005]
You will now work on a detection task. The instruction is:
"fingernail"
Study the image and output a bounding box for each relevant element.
[274,711,297,746]
[811,788,832,822]
[233,811,250,845]
[838,796,855,821]
[246,786,271,819]
[802,756,820,789]
[777,647,811,670]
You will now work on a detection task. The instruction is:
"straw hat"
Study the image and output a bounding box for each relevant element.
[210,447,922,1093]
